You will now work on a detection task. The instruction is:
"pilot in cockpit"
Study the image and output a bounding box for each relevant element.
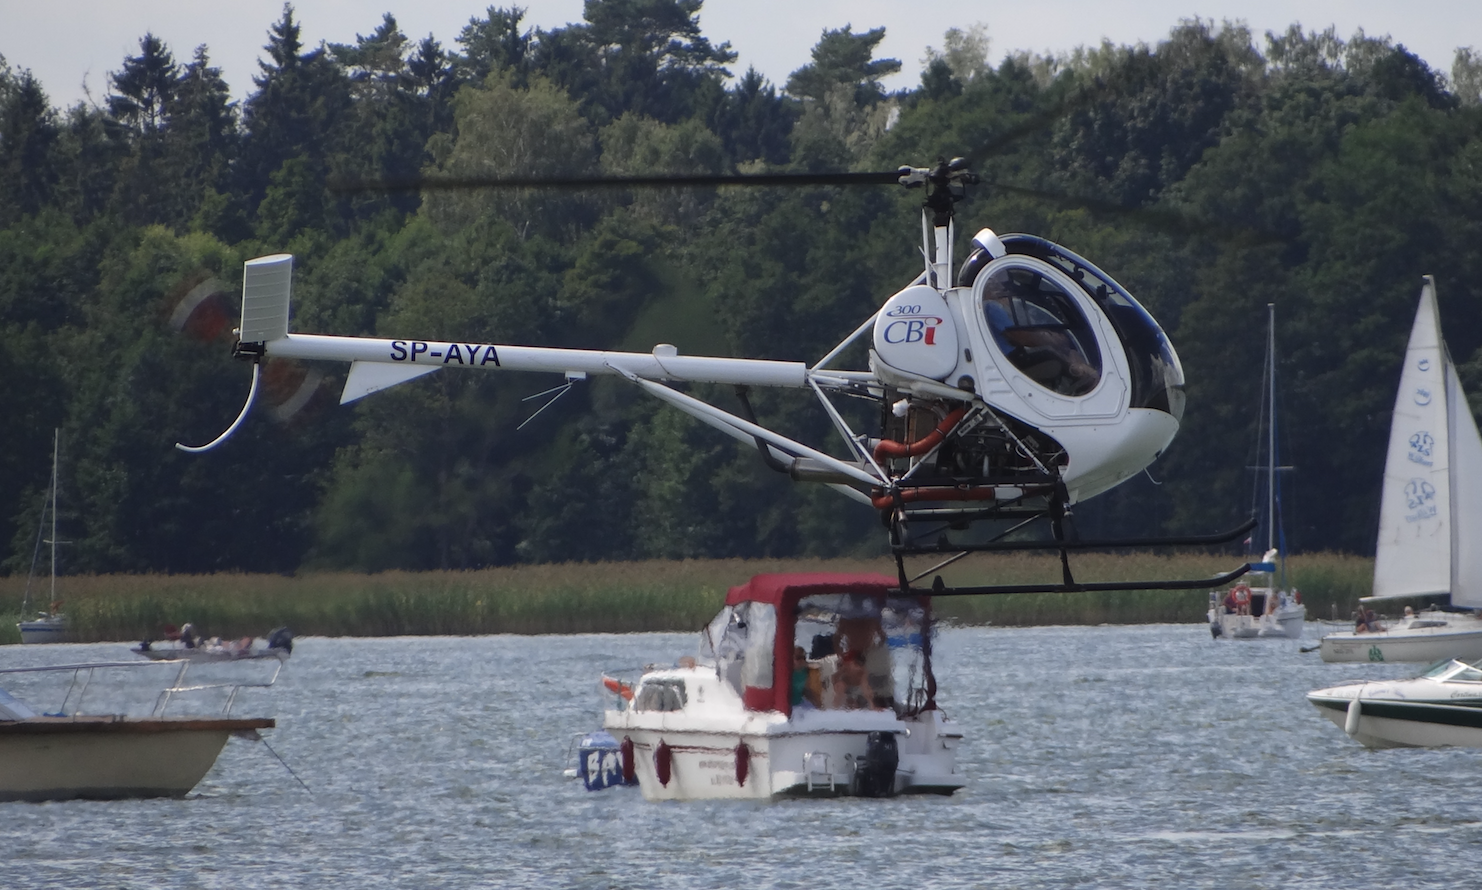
[982,271,1099,396]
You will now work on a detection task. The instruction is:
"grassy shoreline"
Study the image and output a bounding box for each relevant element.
[0,552,1375,644]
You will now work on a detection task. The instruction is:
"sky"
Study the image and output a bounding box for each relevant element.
[3,0,1479,109]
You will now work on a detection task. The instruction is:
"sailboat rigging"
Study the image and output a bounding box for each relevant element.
[1208,304,1306,640]
[17,429,69,644]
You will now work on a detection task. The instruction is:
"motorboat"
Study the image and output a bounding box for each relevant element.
[0,657,279,801]
[16,429,69,644]
[1208,305,1304,641]
[1320,279,1482,662]
[1308,657,1482,748]
[133,625,294,662]
[597,573,964,801]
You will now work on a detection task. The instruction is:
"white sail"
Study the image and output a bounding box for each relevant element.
[1448,339,1482,608]
[1371,279,1451,600]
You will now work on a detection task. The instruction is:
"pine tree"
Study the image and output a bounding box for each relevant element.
[107,34,180,134]
[0,61,60,224]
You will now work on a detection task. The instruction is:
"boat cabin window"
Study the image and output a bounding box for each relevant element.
[707,601,775,697]
[634,678,687,711]
[980,265,1102,397]
[793,593,929,713]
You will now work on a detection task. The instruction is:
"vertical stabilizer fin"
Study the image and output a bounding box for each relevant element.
[239,254,293,343]
[340,361,441,404]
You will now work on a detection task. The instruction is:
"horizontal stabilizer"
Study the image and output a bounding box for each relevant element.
[239,254,293,343]
[341,361,440,404]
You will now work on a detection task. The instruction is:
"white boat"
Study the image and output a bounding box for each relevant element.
[1320,278,1482,662]
[1308,657,1482,748]
[598,573,964,801]
[16,430,69,644]
[133,625,294,662]
[1208,304,1305,640]
[0,658,278,801]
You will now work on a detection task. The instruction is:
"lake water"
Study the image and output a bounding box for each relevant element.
[2,624,1476,889]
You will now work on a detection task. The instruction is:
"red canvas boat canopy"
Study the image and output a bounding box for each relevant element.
[722,573,930,714]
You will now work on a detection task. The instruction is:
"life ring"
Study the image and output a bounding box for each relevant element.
[602,676,634,701]
[1232,584,1251,608]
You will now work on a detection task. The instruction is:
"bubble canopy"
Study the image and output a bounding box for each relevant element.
[993,235,1186,421]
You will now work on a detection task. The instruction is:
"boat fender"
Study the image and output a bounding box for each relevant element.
[655,740,673,787]
[850,731,899,798]
[735,742,750,788]
[1345,694,1362,737]
[620,736,636,784]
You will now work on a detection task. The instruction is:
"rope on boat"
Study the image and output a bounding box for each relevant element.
[248,731,311,793]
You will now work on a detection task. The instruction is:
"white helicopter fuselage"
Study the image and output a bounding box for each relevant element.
[206,217,1184,518]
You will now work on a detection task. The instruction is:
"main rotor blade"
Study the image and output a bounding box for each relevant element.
[328,170,902,194]
[986,180,1282,245]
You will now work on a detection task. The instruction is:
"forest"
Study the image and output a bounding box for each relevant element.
[2,1,1481,576]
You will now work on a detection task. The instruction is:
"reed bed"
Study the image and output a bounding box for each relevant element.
[0,552,1376,643]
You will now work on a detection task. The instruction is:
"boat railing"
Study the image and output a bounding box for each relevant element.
[0,658,283,719]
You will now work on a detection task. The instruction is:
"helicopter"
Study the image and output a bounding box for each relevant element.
[180,158,1252,595]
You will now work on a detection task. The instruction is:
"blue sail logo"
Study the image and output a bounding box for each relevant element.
[1408,431,1435,466]
[1404,478,1437,521]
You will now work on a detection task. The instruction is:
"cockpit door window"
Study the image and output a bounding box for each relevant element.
[979,263,1103,397]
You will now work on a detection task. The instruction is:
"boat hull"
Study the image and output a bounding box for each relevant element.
[606,709,964,802]
[17,617,68,645]
[1208,606,1304,640]
[1318,625,1482,663]
[1308,693,1482,748]
[0,716,273,802]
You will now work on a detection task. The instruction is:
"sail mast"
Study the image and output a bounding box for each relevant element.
[48,429,57,608]
[1267,303,1276,556]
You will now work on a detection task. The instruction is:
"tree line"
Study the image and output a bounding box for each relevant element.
[2,1,1481,575]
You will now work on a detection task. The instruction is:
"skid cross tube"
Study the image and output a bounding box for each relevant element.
[891,516,1258,556]
[910,563,1253,597]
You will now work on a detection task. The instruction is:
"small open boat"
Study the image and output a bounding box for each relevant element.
[0,658,279,801]
[595,573,964,801]
[133,625,294,662]
[1308,658,1482,748]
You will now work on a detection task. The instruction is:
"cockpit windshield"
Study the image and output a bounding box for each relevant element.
[980,264,1102,397]
[999,235,1186,420]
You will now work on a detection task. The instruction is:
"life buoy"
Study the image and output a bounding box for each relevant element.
[602,676,634,701]
[1232,584,1251,608]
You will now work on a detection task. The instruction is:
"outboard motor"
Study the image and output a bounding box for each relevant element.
[851,731,899,798]
[267,626,294,654]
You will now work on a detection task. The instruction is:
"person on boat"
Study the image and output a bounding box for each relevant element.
[1355,609,1385,634]
[829,652,872,710]
[791,647,821,710]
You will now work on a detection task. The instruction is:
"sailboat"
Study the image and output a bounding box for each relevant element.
[1319,277,1482,662]
[17,430,69,644]
[1208,303,1306,640]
